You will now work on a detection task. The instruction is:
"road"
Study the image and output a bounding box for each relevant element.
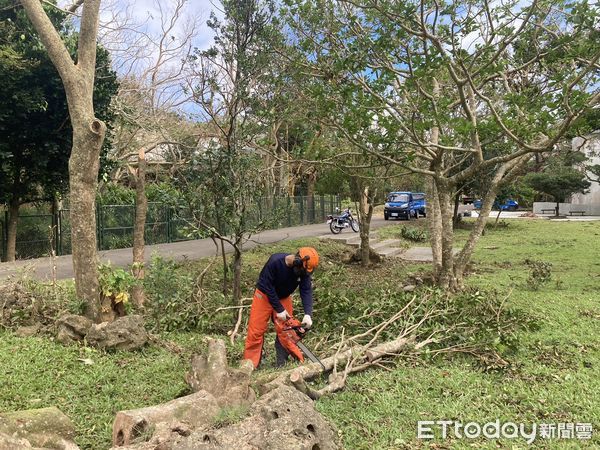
[0,216,393,282]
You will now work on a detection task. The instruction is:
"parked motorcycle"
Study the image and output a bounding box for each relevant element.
[326,207,359,234]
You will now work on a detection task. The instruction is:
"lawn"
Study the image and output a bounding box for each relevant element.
[318,219,600,449]
[0,219,598,449]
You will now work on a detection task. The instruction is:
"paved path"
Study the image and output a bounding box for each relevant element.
[473,211,600,221]
[0,216,394,282]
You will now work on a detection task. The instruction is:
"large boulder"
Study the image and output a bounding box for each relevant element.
[171,384,339,450]
[111,385,339,450]
[55,314,92,345]
[0,407,80,450]
[85,315,148,351]
[0,432,37,449]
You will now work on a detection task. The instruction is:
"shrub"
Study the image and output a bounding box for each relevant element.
[400,225,429,242]
[143,255,228,333]
[143,255,195,332]
[524,259,552,290]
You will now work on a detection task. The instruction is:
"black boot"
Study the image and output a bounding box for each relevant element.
[275,336,290,367]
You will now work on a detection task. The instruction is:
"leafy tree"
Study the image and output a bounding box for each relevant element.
[184,0,280,305]
[0,0,117,262]
[282,0,599,289]
[524,152,591,217]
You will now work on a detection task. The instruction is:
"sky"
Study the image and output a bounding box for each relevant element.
[105,0,218,52]
[77,0,224,116]
[59,0,220,77]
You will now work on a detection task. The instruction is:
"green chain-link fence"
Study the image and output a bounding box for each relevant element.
[0,195,340,261]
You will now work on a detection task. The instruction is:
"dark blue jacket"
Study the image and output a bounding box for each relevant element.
[256,253,313,315]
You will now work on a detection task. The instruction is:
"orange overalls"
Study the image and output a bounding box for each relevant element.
[243,289,293,368]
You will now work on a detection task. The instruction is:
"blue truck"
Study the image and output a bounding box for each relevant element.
[384,192,426,220]
[473,198,518,211]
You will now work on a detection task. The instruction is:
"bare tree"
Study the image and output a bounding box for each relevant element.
[104,0,200,307]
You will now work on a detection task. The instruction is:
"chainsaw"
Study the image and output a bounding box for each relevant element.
[274,316,325,369]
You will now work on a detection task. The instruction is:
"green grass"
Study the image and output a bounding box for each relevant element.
[1,220,599,449]
[0,334,191,449]
[317,219,600,449]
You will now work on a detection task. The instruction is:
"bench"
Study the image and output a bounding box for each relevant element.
[540,209,556,214]
[569,210,586,216]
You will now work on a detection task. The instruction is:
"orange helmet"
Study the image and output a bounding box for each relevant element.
[297,247,319,273]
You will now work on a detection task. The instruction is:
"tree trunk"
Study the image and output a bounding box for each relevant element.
[5,196,19,262]
[20,0,106,322]
[220,239,229,296]
[113,391,221,447]
[427,78,443,277]
[555,201,560,217]
[69,119,106,322]
[358,185,374,267]
[453,156,529,284]
[306,169,317,223]
[452,186,497,283]
[232,245,242,306]
[494,208,502,225]
[452,190,461,228]
[427,178,443,277]
[436,183,456,289]
[132,149,147,308]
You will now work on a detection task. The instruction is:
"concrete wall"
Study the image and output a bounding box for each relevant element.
[533,201,600,215]
[572,131,600,205]
[533,132,600,216]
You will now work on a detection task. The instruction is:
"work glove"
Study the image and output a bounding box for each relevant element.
[301,314,312,329]
[276,309,290,321]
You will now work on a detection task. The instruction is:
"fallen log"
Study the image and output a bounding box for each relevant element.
[112,390,221,447]
[259,335,416,395]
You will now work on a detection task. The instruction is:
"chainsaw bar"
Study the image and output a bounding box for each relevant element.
[296,341,325,370]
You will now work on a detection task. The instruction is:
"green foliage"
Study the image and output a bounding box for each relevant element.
[0,275,77,328]
[143,255,195,332]
[143,255,230,333]
[400,225,429,242]
[524,168,590,205]
[97,183,135,205]
[524,259,553,290]
[0,0,118,208]
[98,263,136,305]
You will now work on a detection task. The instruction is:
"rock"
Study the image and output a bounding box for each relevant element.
[0,432,35,449]
[15,324,41,338]
[0,406,80,450]
[171,384,339,450]
[403,285,416,292]
[55,314,92,345]
[86,315,148,351]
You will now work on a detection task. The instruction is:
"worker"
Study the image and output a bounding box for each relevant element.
[243,247,319,368]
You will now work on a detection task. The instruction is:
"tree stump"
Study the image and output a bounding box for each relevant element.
[185,338,255,408]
